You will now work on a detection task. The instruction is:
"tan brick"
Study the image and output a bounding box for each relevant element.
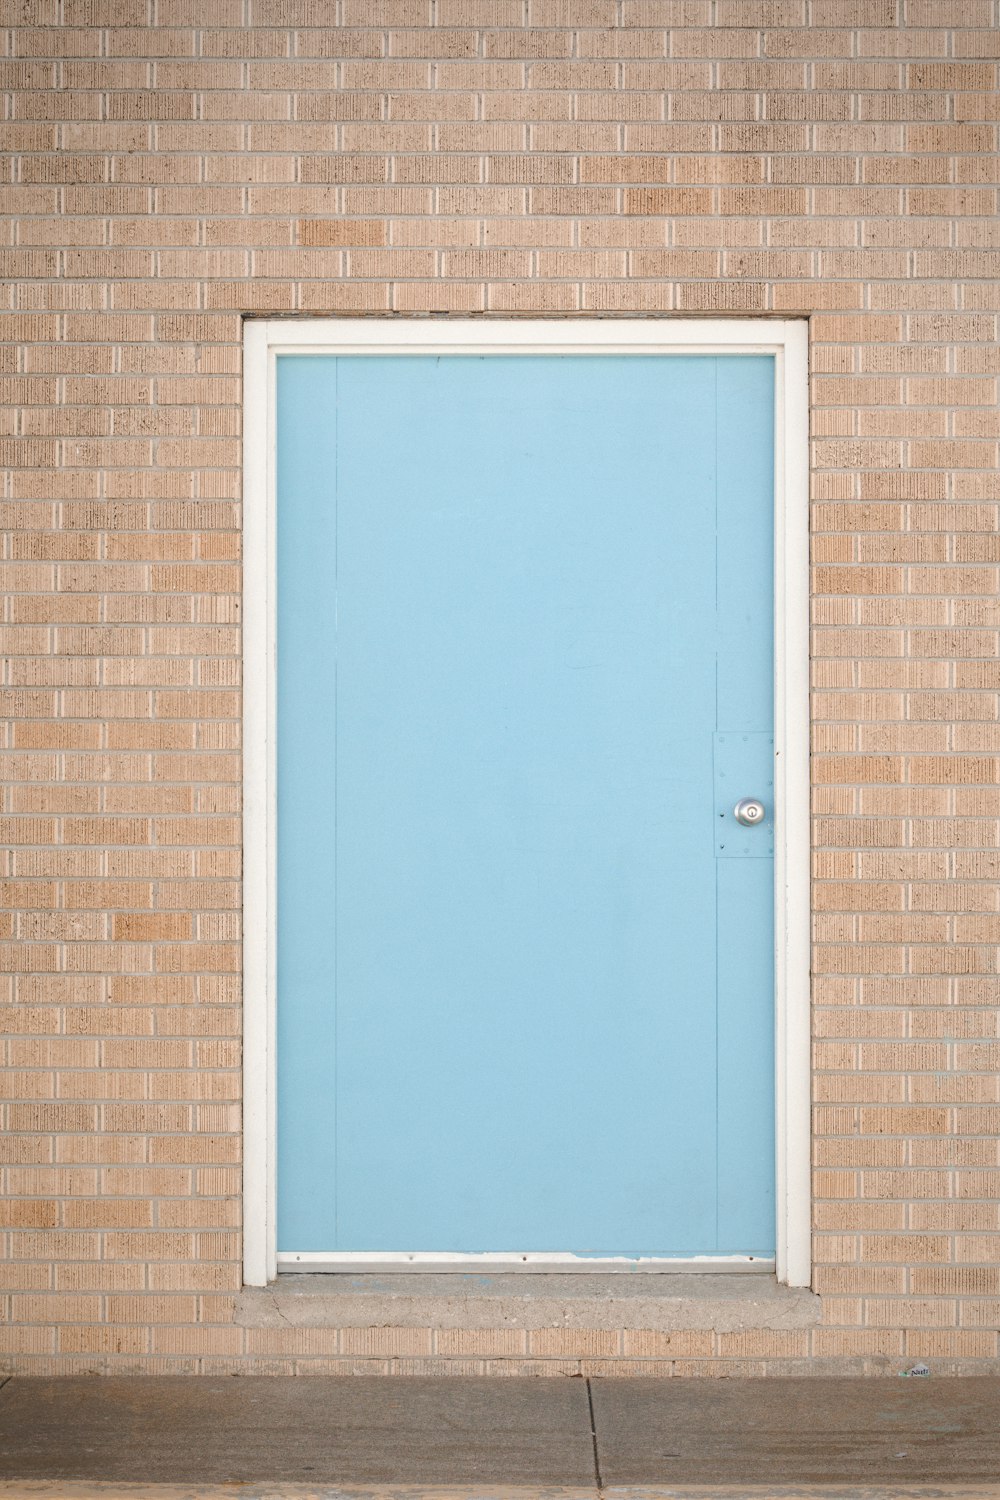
[622,186,713,215]
[58,1325,149,1355]
[621,1330,715,1358]
[0,3,997,1379]
[152,1325,244,1356]
[528,1329,619,1357]
[717,1331,811,1358]
[812,1329,904,1358]
[436,1329,526,1357]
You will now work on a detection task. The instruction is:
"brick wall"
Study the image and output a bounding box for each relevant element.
[3,0,999,1374]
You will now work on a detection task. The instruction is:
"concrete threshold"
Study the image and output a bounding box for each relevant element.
[236,1272,821,1333]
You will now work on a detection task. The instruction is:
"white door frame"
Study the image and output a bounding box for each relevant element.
[242,317,811,1288]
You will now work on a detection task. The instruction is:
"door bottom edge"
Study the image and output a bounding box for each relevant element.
[276,1252,776,1274]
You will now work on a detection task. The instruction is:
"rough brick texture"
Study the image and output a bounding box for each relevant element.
[2,1,1000,1375]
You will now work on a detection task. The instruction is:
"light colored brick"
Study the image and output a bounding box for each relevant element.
[1,2,998,1381]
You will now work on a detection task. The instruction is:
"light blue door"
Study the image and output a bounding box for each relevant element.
[276,354,775,1259]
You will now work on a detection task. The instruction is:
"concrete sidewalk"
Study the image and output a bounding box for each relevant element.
[0,1376,999,1499]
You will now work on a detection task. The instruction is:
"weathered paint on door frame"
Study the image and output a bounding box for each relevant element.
[242,318,811,1289]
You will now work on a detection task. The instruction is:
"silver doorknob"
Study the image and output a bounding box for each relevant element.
[734,798,766,826]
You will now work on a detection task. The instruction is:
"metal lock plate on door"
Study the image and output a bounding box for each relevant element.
[713,733,774,857]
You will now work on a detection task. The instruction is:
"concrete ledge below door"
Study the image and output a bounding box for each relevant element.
[236,1273,821,1333]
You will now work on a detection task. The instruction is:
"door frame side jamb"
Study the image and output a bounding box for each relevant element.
[773,322,811,1289]
[243,320,277,1287]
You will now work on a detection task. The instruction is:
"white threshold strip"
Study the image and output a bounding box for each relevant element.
[277,1251,775,1275]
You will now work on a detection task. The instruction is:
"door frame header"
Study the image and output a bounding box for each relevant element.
[242,317,811,1288]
